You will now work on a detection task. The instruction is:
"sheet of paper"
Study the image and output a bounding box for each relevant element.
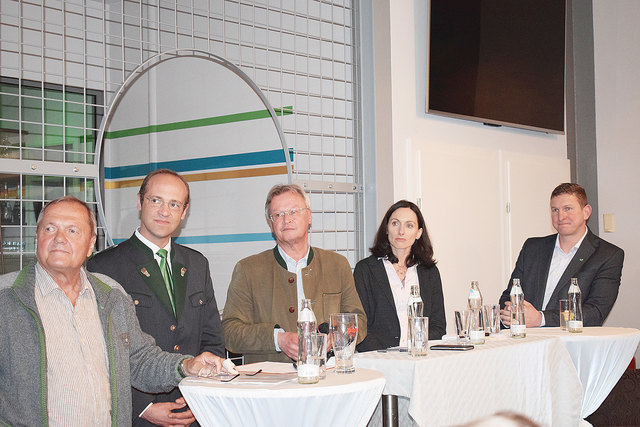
[238,361,296,374]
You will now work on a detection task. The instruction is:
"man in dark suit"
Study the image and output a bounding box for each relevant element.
[500,183,624,327]
[88,169,225,426]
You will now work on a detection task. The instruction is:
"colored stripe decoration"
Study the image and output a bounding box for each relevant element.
[104,149,294,189]
[112,232,275,245]
[103,106,293,140]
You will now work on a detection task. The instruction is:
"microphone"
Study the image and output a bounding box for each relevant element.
[317,322,334,359]
[317,322,329,334]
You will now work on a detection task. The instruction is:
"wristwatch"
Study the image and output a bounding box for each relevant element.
[178,358,188,378]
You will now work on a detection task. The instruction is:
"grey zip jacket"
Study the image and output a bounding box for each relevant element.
[0,263,189,426]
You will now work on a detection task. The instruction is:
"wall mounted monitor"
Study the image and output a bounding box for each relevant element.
[427,0,566,134]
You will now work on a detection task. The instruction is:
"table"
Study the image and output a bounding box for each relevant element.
[525,326,640,417]
[179,363,386,427]
[354,334,583,427]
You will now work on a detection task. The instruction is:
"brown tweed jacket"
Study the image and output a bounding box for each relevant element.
[222,246,367,363]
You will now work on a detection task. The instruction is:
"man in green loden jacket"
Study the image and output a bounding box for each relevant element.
[223,184,367,364]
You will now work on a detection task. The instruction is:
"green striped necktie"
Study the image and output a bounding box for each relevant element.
[157,249,176,316]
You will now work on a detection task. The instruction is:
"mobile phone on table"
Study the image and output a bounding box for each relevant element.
[430,344,474,351]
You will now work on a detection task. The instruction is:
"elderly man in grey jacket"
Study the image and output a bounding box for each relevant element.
[0,196,233,426]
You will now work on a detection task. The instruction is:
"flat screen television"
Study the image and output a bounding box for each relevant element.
[427,0,566,134]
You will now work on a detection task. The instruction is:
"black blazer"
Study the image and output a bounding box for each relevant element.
[87,234,225,425]
[499,229,624,326]
[354,255,446,352]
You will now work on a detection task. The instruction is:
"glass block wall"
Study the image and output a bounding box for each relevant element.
[0,0,363,272]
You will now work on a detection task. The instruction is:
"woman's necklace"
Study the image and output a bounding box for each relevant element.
[393,263,407,281]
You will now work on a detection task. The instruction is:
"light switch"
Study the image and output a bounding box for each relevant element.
[603,213,615,233]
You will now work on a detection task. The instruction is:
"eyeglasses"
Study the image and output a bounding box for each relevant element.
[269,207,308,222]
[144,196,185,211]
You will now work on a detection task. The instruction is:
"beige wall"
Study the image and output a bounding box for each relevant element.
[371,0,571,334]
[369,0,637,343]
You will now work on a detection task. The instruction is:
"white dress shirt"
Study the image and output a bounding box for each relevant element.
[382,258,419,347]
[540,228,588,325]
[274,245,310,351]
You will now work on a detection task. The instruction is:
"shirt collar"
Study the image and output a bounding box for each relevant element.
[379,255,419,268]
[277,245,310,270]
[554,227,589,254]
[35,261,91,297]
[135,227,172,256]
[381,256,418,270]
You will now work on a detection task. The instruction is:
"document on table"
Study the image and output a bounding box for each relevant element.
[239,361,297,374]
[189,361,298,385]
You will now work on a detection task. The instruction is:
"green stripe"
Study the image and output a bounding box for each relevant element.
[104,106,293,140]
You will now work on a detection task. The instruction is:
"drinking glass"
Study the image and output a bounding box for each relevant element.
[468,309,485,344]
[329,313,358,374]
[483,304,501,334]
[408,316,429,357]
[315,333,328,379]
[454,309,470,344]
[559,299,570,331]
[297,332,323,384]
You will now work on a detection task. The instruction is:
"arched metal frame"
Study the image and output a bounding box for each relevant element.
[93,48,293,246]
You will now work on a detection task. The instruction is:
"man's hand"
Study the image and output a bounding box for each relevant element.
[522,300,543,327]
[182,352,227,377]
[325,332,334,352]
[277,331,298,360]
[500,302,512,326]
[500,300,543,327]
[141,398,195,427]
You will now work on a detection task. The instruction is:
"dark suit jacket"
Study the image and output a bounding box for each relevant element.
[499,229,624,327]
[354,255,446,352]
[87,234,225,426]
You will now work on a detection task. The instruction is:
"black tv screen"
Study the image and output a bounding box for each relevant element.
[427,0,566,134]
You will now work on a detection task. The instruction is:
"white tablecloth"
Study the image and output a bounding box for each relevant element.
[525,326,640,417]
[179,363,386,427]
[354,334,582,427]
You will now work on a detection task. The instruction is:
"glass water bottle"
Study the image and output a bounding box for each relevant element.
[510,279,526,338]
[567,278,583,333]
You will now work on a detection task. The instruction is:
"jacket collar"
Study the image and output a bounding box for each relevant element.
[11,262,38,313]
[371,257,396,309]
[273,245,314,270]
[547,229,599,303]
[12,262,115,314]
[129,234,185,320]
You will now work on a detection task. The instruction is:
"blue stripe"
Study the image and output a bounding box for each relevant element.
[112,232,274,245]
[105,149,294,180]
[176,233,275,244]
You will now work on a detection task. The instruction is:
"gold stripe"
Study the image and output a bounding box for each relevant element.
[104,165,290,190]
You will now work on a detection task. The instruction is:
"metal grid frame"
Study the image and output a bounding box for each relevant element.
[0,76,103,163]
[0,173,104,272]
[0,0,364,268]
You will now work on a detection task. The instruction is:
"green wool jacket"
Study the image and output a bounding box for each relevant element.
[0,263,188,427]
[223,246,367,364]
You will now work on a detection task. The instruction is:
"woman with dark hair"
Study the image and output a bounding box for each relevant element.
[354,200,446,352]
